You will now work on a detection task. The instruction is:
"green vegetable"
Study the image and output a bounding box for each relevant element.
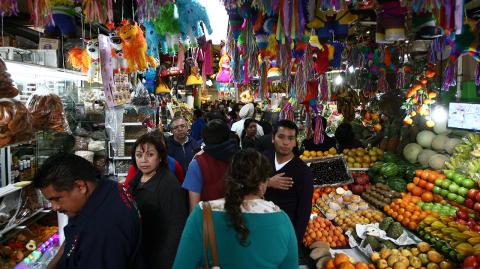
[379,217,395,231]
[380,163,399,177]
[387,222,403,239]
[387,177,407,192]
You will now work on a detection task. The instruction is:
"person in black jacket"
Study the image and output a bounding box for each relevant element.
[129,132,188,269]
[166,115,201,172]
[241,118,261,150]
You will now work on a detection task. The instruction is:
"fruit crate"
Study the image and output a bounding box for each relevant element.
[307,156,353,187]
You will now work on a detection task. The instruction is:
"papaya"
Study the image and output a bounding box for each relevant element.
[456,243,474,256]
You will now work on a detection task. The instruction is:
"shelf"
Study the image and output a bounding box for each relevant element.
[0,182,31,199]
[112,156,131,160]
[0,208,45,238]
[122,122,143,126]
[125,139,136,143]
[348,168,370,171]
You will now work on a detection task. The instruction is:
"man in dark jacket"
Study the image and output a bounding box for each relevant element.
[190,109,206,142]
[182,119,238,211]
[264,120,314,247]
[33,153,143,269]
[167,115,201,172]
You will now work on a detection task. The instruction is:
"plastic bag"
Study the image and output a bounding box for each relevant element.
[105,106,124,156]
[0,98,34,147]
[131,82,151,106]
[26,84,70,133]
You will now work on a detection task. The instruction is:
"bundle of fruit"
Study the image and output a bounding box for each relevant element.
[370,242,455,269]
[303,217,347,248]
[322,253,373,269]
[350,171,372,194]
[407,169,444,203]
[417,215,479,262]
[445,133,480,179]
[384,194,434,230]
[300,148,339,160]
[361,183,402,209]
[432,170,476,206]
[455,209,480,233]
[417,201,458,217]
[344,147,384,169]
[334,210,384,232]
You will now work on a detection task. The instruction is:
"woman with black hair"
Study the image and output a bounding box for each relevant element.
[173,149,298,268]
[129,132,188,269]
[241,118,261,150]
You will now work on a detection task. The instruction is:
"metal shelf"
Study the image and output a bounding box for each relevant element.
[348,168,370,171]
[0,208,45,238]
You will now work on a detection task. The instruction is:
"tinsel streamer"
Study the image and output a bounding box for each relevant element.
[83,0,104,23]
[305,112,312,140]
[29,0,51,28]
[259,61,267,99]
[294,58,305,101]
[476,63,480,86]
[313,115,324,144]
[320,74,328,101]
[429,36,445,64]
[412,0,440,12]
[378,69,388,92]
[396,68,405,89]
[442,61,456,91]
[0,0,19,16]
[246,22,259,78]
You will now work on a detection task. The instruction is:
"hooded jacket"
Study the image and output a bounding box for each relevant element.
[167,136,200,173]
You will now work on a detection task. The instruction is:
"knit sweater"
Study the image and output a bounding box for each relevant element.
[263,150,314,246]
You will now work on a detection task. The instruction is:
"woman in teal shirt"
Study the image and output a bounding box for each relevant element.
[173,149,299,269]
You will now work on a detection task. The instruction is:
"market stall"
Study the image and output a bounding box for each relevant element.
[0,0,479,268]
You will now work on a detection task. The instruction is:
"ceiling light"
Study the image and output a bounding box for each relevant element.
[348,66,355,73]
[334,75,343,85]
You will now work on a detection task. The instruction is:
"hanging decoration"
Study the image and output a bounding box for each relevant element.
[68,39,101,82]
[82,0,113,23]
[176,0,213,43]
[135,0,173,22]
[0,0,19,17]
[117,20,157,73]
[28,0,51,29]
[376,0,406,43]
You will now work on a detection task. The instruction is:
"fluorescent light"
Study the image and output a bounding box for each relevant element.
[4,61,88,82]
[348,66,355,73]
[432,106,447,123]
[334,75,344,85]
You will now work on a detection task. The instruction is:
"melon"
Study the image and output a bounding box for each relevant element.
[429,154,449,170]
[431,134,449,152]
[417,130,436,148]
[418,149,437,167]
[433,121,452,135]
[403,143,423,164]
[445,138,462,154]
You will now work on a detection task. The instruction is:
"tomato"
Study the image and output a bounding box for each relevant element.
[463,255,478,268]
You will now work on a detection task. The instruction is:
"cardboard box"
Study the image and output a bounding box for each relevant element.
[38,38,60,50]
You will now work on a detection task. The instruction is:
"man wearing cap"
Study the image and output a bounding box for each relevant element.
[231,103,264,139]
[182,119,239,211]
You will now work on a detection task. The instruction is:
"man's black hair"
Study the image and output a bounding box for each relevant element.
[194,109,203,119]
[207,111,227,123]
[202,119,230,145]
[273,119,299,137]
[33,153,100,191]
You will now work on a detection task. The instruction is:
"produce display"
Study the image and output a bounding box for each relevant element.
[433,170,476,205]
[368,153,417,192]
[322,253,373,269]
[455,209,480,233]
[417,201,458,217]
[407,169,444,203]
[0,224,58,268]
[384,194,433,230]
[350,171,372,195]
[300,147,339,160]
[445,133,480,179]
[343,147,384,169]
[417,215,479,262]
[304,216,348,248]
[362,183,402,209]
[370,242,455,269]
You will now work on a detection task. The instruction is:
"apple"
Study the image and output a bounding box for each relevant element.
[444,170,455,179]
[463,179,475,189]
[474,202,480,212]
[468,189,478,199]
[448,193,458,201]
[435,179,444,187]
[449,183,459,193]
[440,189,449,197]
[465,198,475,208]
[442,179,452,189]
[455,196,465,204]
[432,186,441,194]
[457,219,467,225]
[475,192,480,203]
[457,210,469,220]
[453,173,464,183]
[458,187,469,197]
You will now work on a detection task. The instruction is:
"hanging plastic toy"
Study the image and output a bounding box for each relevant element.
[117,20,157,73]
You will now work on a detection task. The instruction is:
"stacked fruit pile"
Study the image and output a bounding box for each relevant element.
[407,169,443,203]
[370,242,455,269]
[361,183,402,209]
[303,217,347,248]
[383,194,434,230]
[300,148,338,160]
[322,253,373,269]
[344,147,384,168]
[417,215,480,262]
[432,170,476,205]
[350,171,372,194]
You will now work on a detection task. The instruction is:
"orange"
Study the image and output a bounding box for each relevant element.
[421,192,434,202]
[407,183,416,192]
[355,262,370,269]
[421,171,430,180]
[418,179,428,188]
[415,170,424,177]
[325,259,335,269]
[334,253,350,266]
[413,177,420,185]
[411,186,423,196]
[338,262,355,269]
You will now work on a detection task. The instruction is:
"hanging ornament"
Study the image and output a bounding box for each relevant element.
[0,0,19,17]
[82,0,113,23]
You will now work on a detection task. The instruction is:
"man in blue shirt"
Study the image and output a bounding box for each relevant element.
[33,153,144,269]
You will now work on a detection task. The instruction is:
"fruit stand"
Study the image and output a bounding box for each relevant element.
[302,130,480,269]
